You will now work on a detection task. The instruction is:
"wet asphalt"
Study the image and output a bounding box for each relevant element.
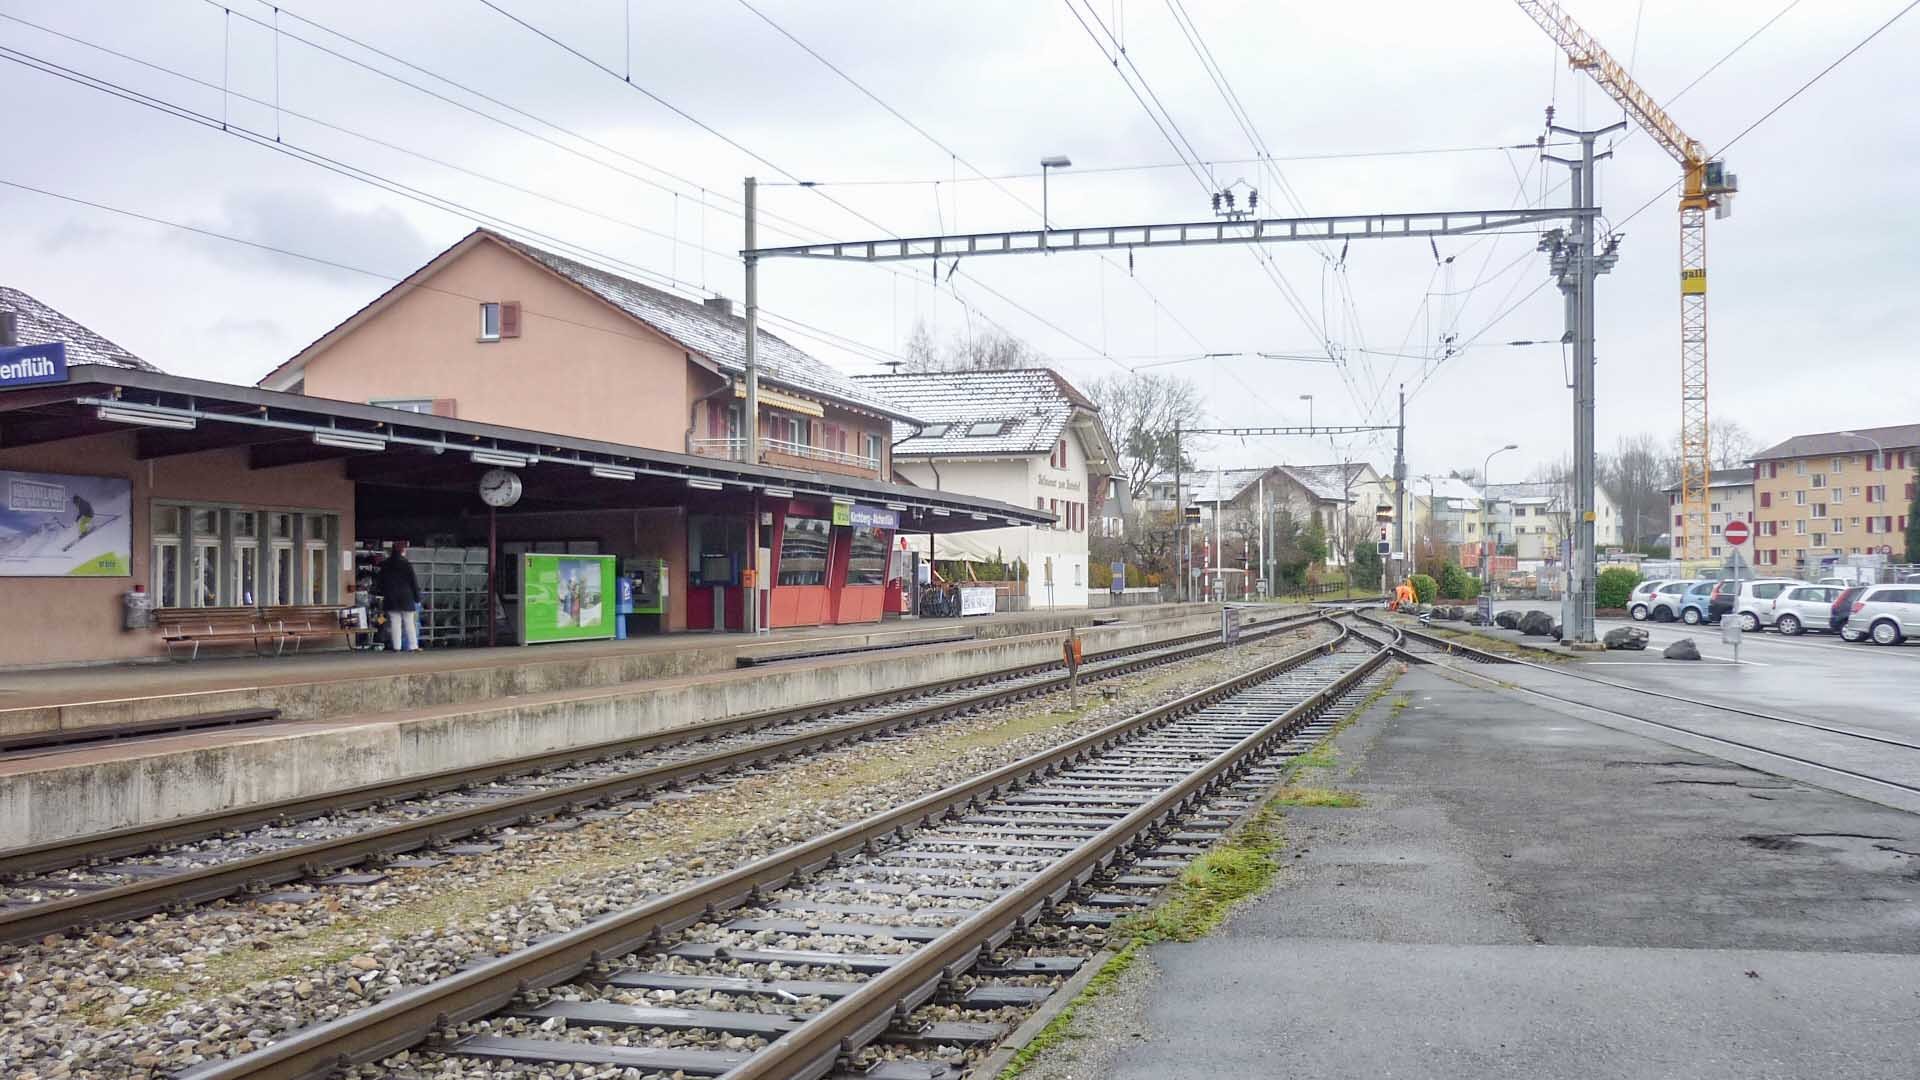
[1105,668,1920,1080]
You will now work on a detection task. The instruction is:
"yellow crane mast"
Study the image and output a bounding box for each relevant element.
[1516,2,1737,562]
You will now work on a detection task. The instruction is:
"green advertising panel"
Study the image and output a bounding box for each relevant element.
[520,553,618,644]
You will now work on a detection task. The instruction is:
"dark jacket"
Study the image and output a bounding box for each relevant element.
[377,553,421,611]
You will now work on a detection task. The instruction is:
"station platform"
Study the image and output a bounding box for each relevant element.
[0,605,1213,738]
[0,602,1255,848]
[1093,668,1920,1080]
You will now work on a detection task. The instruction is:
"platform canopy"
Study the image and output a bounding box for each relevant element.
[0,366,1054,531]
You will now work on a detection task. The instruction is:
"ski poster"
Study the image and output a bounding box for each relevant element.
[0,470,132,576]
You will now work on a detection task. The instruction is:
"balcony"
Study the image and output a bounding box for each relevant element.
[690,437,881,479]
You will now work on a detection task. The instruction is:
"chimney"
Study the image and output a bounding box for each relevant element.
[703,295,735,318]
[0,310,15,347]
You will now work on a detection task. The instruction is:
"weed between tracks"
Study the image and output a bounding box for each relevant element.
[997,671,1404,1079]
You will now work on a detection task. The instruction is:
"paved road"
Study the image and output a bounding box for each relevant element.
[1103,669,1920,1080]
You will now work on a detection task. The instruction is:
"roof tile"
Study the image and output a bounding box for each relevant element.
[0,286,158,372]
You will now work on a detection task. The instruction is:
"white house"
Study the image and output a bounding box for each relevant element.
[858,369,1118,608]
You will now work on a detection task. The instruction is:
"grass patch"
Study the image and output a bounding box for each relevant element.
[1268,785,1363,807]
[1000,670,1405,1077]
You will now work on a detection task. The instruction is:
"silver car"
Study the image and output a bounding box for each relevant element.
[1767,584,1842,636]
[1728,578,1807,632]
[1846,584,1920,646]
[1627,579,1672,621]
[1645,579,1699,623]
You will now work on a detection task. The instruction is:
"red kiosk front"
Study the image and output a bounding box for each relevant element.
[765,499,895,628]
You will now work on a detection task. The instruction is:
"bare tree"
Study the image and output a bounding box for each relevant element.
[1085,373,1206,499]
[899,318,1041,373]
[1709,419,1761,470]
[1599,432,1672,549]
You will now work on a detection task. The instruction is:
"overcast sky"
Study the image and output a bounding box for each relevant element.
[3,0,1915,482]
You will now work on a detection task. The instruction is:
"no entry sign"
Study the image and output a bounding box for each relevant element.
[1723,519,1750,546]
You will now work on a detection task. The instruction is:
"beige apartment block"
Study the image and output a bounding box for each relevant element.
[1750,424,1918,573]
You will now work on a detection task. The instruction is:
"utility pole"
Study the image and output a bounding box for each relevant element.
[1257,474,1267,599]
[742,176,762,635]
[1393,385,1407,585]
[1173,422,1184,602]
[1542,120,1625,645]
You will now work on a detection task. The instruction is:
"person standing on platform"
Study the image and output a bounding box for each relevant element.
[378,541,422,652]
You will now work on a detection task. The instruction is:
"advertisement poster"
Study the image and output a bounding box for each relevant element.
[520,553,618,644]
[0,470,132,577]
[959,586,997,616]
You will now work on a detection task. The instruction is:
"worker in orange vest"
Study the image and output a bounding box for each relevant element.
[1392,579,1416,610]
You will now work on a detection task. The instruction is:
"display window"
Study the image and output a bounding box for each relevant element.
[777,516,830,586]
[846,525,888,586]
[149,501,340,609]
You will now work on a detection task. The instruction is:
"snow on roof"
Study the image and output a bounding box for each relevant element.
[0,286,158,372]
[857,369,1096,457]
[489,233,915,421]
[1422,477,1485,508]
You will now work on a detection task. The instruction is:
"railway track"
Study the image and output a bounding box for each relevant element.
[171,626,1398,1080]
[0,609,1330,945]
[1354,609,1920,802]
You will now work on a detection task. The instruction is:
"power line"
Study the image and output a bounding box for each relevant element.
[729,0,1211,357]
[0,174,907,369]
[1614,0,1918,233]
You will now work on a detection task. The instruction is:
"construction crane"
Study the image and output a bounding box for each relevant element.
[1516,2,1738,562]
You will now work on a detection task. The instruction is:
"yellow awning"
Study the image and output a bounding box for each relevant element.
[734,380,823,418]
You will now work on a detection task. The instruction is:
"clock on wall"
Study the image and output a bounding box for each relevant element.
[478,468,523,508]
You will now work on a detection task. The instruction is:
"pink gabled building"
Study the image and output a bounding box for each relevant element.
[259,229,916,481]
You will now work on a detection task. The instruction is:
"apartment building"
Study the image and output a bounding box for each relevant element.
[1663,467,1755,561]
[1750,425,1918,573]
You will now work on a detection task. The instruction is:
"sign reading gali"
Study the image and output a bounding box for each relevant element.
[0,342,68,388]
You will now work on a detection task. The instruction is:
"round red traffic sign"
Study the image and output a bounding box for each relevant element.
[1723,519,1750,546]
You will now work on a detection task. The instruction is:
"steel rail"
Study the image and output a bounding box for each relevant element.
[2,610,1316,880]
[725,641,1393,1080]
[0,612,1330,944]
[1354,610,1920,797]
[173,629,1373,1080]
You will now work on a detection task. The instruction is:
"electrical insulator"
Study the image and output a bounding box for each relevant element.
[1211,192,1221,213]
[1248,189,1258,211]
[1224,191,1236,209]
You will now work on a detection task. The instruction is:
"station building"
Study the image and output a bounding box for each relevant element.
[0,282,1048,669]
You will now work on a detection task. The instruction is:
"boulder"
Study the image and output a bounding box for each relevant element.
[1466,611,1488,626]
[1604,626,1650,651]
[1494,610,1522,630]
[1551,622,1564,640]
[1663,638,1701,661]
[1416,603,1434,618]
[1518,610,1557,636]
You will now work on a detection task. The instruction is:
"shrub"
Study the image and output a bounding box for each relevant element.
[1596,567,1641,610]
[1438,561,1476,600]
[1409,573,1438,604]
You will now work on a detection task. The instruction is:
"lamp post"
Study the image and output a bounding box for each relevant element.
[1481,444,1517,598]
[1040,155,1071,233]
[1839,431,1889,574]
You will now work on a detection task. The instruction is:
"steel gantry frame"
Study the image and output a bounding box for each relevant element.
[738,180,1603,613]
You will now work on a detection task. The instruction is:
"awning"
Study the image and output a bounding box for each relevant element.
[734,380,823,418]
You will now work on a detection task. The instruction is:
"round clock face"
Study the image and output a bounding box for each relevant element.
[478,468,523,508]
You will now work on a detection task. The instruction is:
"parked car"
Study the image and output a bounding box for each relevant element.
[1678,580,1720,625]
[1646,580,1699,623]
[1627,579,1672,621]
[1832,585,1872,638]
[1815,577,1852,587]
[1847,584,1920,645]
[1718,578,1806,631]
[1768,584,1843,635]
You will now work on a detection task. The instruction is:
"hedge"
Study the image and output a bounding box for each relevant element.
[1409,573,1438,604]
[1596,567,1642,610]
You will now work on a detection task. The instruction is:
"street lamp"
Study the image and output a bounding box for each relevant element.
[1482,443,1518,597]
[1840,429,1886,467]
[1040,155,1071,232]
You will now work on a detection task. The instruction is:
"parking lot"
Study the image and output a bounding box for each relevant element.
[1475,600,1919,744]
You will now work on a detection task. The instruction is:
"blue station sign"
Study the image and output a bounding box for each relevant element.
[0,342,68,389]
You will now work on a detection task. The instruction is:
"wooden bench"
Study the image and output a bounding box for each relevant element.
[260,605,366,655]
[153,607,275,661]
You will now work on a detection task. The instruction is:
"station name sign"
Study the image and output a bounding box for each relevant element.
[832,502,899,529]
[0,342,68,388]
